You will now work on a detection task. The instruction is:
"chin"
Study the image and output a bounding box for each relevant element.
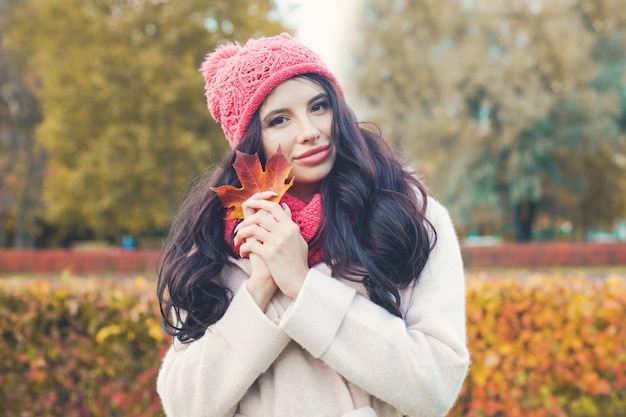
[295,171,332,185]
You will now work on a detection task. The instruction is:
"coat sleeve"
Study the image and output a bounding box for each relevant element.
[157,282,291,417]
[278,199,470,417]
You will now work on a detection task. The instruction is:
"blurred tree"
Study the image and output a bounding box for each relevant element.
[3,0,284,246]
[352,0,626,241]
[0,0,46,248]
[583,0,626,232]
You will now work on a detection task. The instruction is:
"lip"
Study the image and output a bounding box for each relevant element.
[293,145,331,166]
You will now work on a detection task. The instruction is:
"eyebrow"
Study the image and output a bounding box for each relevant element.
[260,93,328,125]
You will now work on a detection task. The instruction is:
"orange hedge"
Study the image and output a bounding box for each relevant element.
[451,272,626,417]
[1,244,626,274]
[0,274,169,417]
[0,271,624,416]
[0,249,161,274]
[462,242,626,269]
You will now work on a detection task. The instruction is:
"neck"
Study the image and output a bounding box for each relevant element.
[287,184,320,203]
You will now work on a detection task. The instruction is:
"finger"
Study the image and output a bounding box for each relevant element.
[236,207,280,235]
[237,207,301,249]
[239,237,263,258]
[234,223,271,246]
[281,203,292,219]
[242,191,278,218]
[252,190,279,200]
[242,199,290,221]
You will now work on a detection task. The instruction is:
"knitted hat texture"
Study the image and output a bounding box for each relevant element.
[201,33,343,148]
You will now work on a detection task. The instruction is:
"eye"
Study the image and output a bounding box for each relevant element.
[311,99,329,113]
[268,115,288,127]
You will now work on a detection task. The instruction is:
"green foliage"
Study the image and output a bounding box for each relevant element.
[0,1,46,248]
[2,0,285,244]
[353,0,626,239]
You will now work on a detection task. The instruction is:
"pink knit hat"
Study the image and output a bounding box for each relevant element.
[201,32,343,148]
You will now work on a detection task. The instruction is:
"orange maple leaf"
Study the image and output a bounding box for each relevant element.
[211,147,294,220]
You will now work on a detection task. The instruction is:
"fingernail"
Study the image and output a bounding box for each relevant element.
[282,203,292,217]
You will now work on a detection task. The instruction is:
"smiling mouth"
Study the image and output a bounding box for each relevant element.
[295,145,330,159]
[294,145,331,166]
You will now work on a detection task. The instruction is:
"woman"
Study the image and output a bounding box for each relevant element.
[156,33,469,417]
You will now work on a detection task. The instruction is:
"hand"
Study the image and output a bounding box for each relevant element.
[235,198,309,299]
[237,191,278,310]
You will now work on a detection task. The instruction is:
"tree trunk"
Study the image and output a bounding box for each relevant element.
[13,131,46,248]
[514,197,536,242]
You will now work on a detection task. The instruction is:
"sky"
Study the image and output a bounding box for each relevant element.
[274,0,361,88]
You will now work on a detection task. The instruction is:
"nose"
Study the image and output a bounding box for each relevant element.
[296,115,320,144]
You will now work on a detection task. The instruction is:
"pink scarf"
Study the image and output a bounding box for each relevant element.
[224,193,324,267]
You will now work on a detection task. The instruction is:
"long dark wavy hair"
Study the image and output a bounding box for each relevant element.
[157,73,436,342]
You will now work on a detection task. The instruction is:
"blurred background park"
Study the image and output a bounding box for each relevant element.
[1,0,625,248]
[0,0,625,416]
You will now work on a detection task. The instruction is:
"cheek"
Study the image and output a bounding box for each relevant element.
[318,113,333,135]
[262,132,293,157]
[261,133,280,157]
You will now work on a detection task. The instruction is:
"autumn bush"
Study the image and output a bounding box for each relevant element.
[461,242,626,269]
[1,243,626,274]
[0,273,169,417]
[0,271,624,416]
[450,272,626,417]
[0,249,161,274]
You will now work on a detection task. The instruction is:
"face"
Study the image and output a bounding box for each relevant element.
[259,77,337,202]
